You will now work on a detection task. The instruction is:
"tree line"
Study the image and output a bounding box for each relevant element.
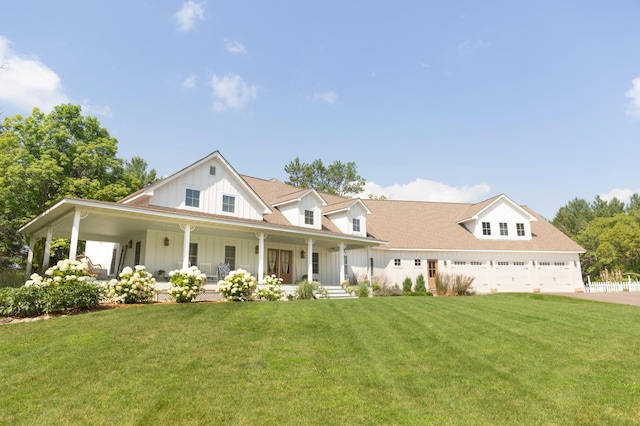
[552,195,640,280]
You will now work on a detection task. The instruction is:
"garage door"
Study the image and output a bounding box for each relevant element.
[495,261,531,292]
[450,261,488,293]
[537,262,572,292]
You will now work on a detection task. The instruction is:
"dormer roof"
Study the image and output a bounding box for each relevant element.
[456,194,536,224]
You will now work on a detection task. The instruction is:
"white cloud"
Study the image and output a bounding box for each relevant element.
[361,178,491,203]
[418,61,431,69]
[175,1,204,32]
[210,73,257,112]
[625,77,640,118]
[181,74,197,89]
[224,39,247,55]
[81,102,113,118]
[457,39,490,54]
[312,90,338,105]
[0,35,69,112]
[600,188,640,204]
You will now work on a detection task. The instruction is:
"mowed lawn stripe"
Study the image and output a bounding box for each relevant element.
[2,295,640,425]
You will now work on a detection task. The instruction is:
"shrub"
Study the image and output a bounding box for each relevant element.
[104,265,156,304]
[255,274,284,301]
[217,269,256,302]
[0,268,25,288]
[297,280,320,300]
[0,258,102,317]
[373,283,403,297]
[168,266,207,303]
[402,277,413,293]
[435,273,475,296]
[356,282,370,298]
[415,274,426,292]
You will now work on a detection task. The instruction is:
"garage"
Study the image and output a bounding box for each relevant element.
[494,261,532,292]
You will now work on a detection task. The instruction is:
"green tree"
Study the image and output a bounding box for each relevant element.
[576,212,640,279]
[0,104,149,268]
[591,195,625,218]
[551,198,593,238]
[627,193,640,212]
[125,155,158,188]
[284,157,365,197]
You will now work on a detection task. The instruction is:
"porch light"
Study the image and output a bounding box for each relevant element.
[255,245,259,254]
[164,237,170,247]
[300,249,305,259]
[128,240,133,248]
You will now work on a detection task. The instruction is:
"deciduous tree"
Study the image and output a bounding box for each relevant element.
[284,157,365,197]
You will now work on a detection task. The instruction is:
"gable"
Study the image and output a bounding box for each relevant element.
[122,151,271,220]
[460,196,536,240]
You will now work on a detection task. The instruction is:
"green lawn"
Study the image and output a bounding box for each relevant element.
[2,294,640,425]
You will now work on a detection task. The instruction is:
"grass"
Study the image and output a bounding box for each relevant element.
[2,294,640,425]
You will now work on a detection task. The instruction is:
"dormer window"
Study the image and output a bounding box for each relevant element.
[185,188,200,208]
[517,223,525,236]
[499,222,508,236]
[222,195,235,213]
[304,209,314,225]
[353,218,361,232]
[482,222,491,236]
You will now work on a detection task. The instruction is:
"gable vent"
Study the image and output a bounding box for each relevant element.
[209,166,216,176]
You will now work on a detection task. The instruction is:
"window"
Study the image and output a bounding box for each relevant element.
[134,241,141,266]
[497,261,509,266]
[516,223,525,236]
[428,260,437,278]
[394,259,401,266]
[185,188,200,208]
[482,222,491,235]
[209,166,216,176]
[344,255,348,277]
[304,209,314,225]
[222,195,235,213]
[471,261,482,266]
[499,222,508,236]
[539,261,551,266]
[414,259,421,267]
[454,261,466,266]
[513,261,525,266]
[352,218,361,232]
[189,243,198,266]
[554,262,566,266]
[224,245,236,270]
[312,252,319,274]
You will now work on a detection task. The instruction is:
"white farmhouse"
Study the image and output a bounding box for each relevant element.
[20,151,585,293]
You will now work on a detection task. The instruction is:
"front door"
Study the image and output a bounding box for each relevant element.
[427,259,438,291]
[267,249,293,284]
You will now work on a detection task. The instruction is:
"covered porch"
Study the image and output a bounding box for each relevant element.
[19,198,378,286]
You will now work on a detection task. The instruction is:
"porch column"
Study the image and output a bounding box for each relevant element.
[306,239,314,281]
[181,224,192,269]
[339,242,346,284]
[367,245,372,283]
[25,235,36,278]
[43,225,53,270]
[256,232,266,284]
[69,210,82,260]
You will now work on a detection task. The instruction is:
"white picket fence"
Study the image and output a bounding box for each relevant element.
[584,277,640,293]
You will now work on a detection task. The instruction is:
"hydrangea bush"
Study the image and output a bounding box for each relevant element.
[1,258,102,317]
[167,266,206,303]
[218,269,257,301]
[104,265,156,304]
[255,274,284,301]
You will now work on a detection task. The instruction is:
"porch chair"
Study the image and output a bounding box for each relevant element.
[218,263,231,280]
[199,262,218,282]
[76,255,104,278]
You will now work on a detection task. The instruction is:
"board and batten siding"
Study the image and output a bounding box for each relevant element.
[148,159,264,220]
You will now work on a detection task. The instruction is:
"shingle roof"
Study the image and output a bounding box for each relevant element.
[362,198,584,252]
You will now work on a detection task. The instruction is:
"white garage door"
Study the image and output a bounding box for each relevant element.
[537,262,572,292]
[495,261,531,292]
[450,262,488,293]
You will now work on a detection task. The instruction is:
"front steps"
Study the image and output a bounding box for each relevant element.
[316,285,357,299]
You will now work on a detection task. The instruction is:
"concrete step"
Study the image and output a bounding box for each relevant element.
[315,285,357,299]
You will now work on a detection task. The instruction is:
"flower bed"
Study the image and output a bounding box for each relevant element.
[167,266,207,303]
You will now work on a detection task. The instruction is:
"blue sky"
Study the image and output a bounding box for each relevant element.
[1,1,639,219]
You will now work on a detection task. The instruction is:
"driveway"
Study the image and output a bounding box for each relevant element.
[552,292,640,306]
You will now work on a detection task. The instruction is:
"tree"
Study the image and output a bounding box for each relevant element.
[551,198,593,239]
[284,157,365,197]
[576,212,640,279]
[0,104,152,268]
[628,193,640,212]
[591,195,625,218]
[125,155,158,188]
